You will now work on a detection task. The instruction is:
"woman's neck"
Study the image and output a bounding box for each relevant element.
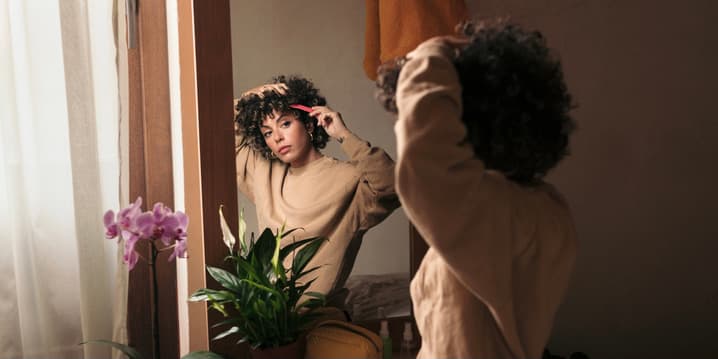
[290,148,323,168]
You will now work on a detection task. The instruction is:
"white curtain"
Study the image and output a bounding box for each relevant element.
[0,0,126,358]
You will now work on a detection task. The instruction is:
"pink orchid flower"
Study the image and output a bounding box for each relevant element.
[136,203,185,245]
[169,238,187,261]
[123,233,141,270]
[118,197,143,229]
[135,211,156,240]
[104,197,143,242]
[157,211,180,245]
[173,211,189,242]
[104,196,189,270]
[103,210,119,239]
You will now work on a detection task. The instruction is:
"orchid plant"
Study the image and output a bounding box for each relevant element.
[103,196,188,270]
[83,196,188,359]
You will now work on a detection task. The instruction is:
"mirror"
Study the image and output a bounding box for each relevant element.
[229,0,410,321]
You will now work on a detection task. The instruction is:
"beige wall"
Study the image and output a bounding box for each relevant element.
[473,0,718,357]
[229,0,409,276]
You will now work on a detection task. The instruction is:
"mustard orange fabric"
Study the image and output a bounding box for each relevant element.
[363,0,469,80]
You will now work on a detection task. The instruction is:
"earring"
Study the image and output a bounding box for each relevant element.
[309,132,314,142]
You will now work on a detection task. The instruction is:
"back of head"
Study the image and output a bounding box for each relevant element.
[376,19,576,186]
[456,20,575,185]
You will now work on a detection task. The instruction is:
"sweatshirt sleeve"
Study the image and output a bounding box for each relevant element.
[340,132,401,231]
[395,39,527,356]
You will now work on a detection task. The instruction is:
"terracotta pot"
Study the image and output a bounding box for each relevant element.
[250,337,306,359]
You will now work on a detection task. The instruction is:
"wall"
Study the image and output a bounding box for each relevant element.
[472,0,718,357]
[228,1,409,276]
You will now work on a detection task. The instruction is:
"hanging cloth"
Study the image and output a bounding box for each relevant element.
[363,0,469,80]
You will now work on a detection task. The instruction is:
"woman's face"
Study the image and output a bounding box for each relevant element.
[261,110,315,166]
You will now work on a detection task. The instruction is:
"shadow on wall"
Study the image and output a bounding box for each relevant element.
[475,0,718,358]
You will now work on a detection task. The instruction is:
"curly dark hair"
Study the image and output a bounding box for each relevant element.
[376,19,576,185]
[235,75,330,159]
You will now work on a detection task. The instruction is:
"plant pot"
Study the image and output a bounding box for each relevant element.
[250,337,306,359]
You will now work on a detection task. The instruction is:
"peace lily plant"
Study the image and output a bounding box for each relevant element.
[183,207,327,358]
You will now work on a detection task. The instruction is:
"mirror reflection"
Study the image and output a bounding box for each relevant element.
[229,0,411,320]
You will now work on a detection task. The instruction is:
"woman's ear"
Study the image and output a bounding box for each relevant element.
[305,121,315,133]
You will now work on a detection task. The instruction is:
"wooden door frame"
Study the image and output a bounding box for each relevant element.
[176,0,241,356]
[174,1,426,356]
[129,0,243,356]
[127,0,180,358]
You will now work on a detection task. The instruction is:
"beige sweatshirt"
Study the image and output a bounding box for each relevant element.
[395,41,577,358]
[235,131,400,302]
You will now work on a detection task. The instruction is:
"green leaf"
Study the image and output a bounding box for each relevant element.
[248,231,256,250]
[188,289,210,302]
[251,228,277,265]
[290,265,321,282]
[274,260,287,284]
[279,227,302,240]
[210,302,229,317]
[80,339,144,359]
[219,205,236,254]
[238,208,248,255]
[181,350,226,359]
[188,288,236,302]
[292,237,326,277]
[279,236,320,261]
[293,278,317,295]
[211,317,244,329]
[207,266,242,292]
[287,285,311,308]
[271,223,284,280]
[240,278,280,295]
[212,326,240,341]
[234,257,261,281]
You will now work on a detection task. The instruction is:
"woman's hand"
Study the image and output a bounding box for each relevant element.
[309,106,351,142]
[241,83,287,98]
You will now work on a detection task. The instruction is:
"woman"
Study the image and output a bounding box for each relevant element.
[234,75,400,306]
[377,21,578,358]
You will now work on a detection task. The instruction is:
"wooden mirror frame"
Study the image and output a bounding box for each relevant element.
[175,1,428,355]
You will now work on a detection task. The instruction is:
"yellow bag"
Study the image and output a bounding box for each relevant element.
[305,320,383,359]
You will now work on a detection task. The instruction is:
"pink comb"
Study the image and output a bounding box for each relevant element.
[289,104,313,113]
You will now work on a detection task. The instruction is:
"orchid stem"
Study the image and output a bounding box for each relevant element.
[149,243,161,359]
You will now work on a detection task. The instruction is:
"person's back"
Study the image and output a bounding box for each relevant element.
[377,20,577,358]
